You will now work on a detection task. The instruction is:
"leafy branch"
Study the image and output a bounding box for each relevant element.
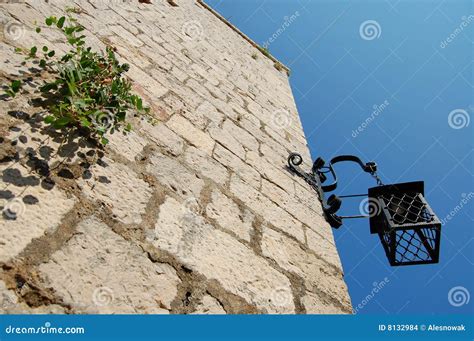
[6,9,151,145]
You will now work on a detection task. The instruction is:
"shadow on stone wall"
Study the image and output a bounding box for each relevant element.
[1,109,107,220]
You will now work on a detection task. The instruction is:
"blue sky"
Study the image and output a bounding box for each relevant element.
[207,0,473,314]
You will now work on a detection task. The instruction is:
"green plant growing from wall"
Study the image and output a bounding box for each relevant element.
[8,9,150,145]
[4,80,22,98]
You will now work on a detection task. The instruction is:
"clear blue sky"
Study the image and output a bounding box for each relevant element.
[207,0,473,314]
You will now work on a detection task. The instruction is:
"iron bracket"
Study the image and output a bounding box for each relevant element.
[287,153,380,228]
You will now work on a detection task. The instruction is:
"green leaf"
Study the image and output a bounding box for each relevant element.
[14,47,22,54]
[67,81,77,95]
[40,82,58,92]
[35,27,41,33]
[57,16,66,29]
[44,115,55,124]
[45,17,54,26]
[125,123,132,132]
[80,117,91,127]
[30,46,37,56]
[39,59,46,68]
[11,80,21,93]
[64,27,75,35]
[100,137,109,145]
[42,46,48,52]
[47,50,55,57]
[54,116,72,127]
[136,97,143,110]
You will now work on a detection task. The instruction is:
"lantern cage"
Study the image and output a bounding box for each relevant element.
[287,152,442,267]
[368,181,441,266]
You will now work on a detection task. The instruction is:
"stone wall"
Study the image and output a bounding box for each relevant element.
[0,0,351,314]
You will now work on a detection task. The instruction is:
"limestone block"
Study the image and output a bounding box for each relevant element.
[261,179,338,252]
[246,151,295,193]
[206,189,253,242]
[147,153,204,199]
[208,124,246,159]
[141,120,185,156]
[196,101,225,127]
[222,120,259,152]
[107,129,147,162]
[301,292,347,314]
[38,217,180,314]
[230,175,304,243]
[305,227,343,271]
[78,158,152,225]
[184,146,229,186]
[213,144,261,188]
[152,197,295,313]
[0,164,75,263]
[192,295,226,314]
[0,280,65,314]
[261,226,351,310]
[167,115,215,155]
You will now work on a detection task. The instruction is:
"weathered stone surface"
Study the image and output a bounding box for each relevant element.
[208,123,246,159]
[38,217,180,314]
[192,295,226,314]
[0,165,75,263]
[306,226,343,270]
[206,189,254,242]
[184,146,229,186]
[261,226,351,311]
[301,292,347,314]
[221,120,259,152]
[0,280,65,314]
[246,151,295,193]
[107,129,147,162]
[167,115,215,155]
[213,144,261,188]
[141,120,185,156]
[147,153,204,199]
[230,175,304,243]
[79,158,152,225]
[261,179,339,262]
[152,197,295,313]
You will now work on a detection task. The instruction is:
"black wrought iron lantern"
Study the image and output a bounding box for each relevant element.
[287,153,441,266]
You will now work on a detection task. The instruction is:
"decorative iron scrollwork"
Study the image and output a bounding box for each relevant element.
[287,152,441,266]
